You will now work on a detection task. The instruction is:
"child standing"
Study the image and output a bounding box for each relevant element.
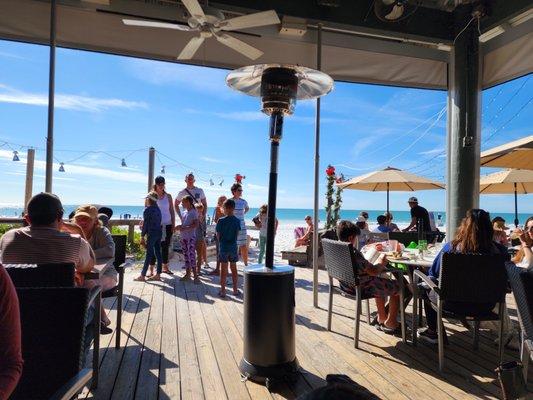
[255,204,278,264]
[176,195,199,283]
[135,192,163,282]
[210,195,227,276]
[195,203,208,275]
[215,199,241,297]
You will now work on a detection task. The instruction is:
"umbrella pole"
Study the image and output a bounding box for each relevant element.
[386,183,390,215]
[514,182,519,227]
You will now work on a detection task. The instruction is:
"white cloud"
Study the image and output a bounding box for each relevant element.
[199,156,226,164]
[0,51,27,60]
[0,84,148,112]
[418,147,444,156]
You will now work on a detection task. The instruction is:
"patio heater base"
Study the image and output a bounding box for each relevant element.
[239,264,299,386]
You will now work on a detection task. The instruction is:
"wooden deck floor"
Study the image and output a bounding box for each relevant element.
[80,260,532,400]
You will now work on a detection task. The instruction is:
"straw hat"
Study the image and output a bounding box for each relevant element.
[74,205,98,220]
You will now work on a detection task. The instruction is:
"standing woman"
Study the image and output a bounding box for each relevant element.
[210,195,227,275]
[231,183,250,266]
[149,176,175,275]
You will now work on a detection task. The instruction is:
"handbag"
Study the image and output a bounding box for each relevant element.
[495,361,527,400]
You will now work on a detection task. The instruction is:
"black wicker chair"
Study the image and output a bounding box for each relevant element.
[102,234,128,349]
[5,263,101,389]
[10,287,96,400]
[413,253,507,372]
[505,263,533,382]
[389,231,419,247]
[321,238,406,348]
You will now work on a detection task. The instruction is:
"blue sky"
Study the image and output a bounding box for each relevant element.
[0,39,531,212]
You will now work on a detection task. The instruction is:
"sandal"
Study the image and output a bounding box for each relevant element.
[180,274,191,281]
[134,276,146,282]
[209,269,220,276]
[193,276,201,285]
[218,290,226,298]
[381,324,401,335]
[147,275,162,281]
[162,269,174,275]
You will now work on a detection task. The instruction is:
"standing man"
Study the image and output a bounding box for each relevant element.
[175,173,208,221]
[402,196,431,232]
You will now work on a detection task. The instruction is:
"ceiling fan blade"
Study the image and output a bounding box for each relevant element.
[123,19,191,31]
[215,33,263,60]
[221,10,280,31]
[177,36,205,59]
[181,0,206,23]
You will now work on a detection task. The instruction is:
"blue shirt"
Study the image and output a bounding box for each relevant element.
[429,241,510,279]
[142,205,162,236]
[373,225,391,233]
[216,215,241,253]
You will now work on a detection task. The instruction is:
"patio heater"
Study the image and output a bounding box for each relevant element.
[226,64,333,387]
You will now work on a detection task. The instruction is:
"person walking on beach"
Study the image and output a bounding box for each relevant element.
[255,204,278,264]
[231,183,250,265]
[148,176,175,276]
[176,195,200,283]
[210,195,227,276]
[402,197,431,233]
[175,173,207,222]
[216,199,241,297]
[135,192,163,282]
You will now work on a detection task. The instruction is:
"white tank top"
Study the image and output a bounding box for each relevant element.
[157,193,172,225]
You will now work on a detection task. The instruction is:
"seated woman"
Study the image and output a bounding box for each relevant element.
[295,215,314,247]
[337,220,401,334]
[492,216,509,246]
[418,209,510,344]
[73,205,116,332]
[384,212,400,232]
[513,216,533,269]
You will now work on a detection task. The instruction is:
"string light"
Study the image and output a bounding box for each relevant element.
[209,178,214,186]
[161,165,166,174]
[12,151,19,161]
[121,158,127,167]
[58,162,65,172]
[219,179,224,186]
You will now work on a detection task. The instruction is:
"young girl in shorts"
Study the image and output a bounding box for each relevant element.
[175,195,199,283]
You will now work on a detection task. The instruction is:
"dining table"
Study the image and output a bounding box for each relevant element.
[84,257,115,280]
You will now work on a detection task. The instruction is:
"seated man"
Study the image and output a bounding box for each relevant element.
[337,220,400,334]
[0,192,95,282]
[373,215,392,233]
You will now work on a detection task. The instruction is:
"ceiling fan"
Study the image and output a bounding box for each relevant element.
[123,0,280,60]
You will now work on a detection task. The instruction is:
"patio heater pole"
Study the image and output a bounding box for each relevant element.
[148,147,155,192]
[514,182,519,227]
[45,0,57,193]
[312,23,322,308]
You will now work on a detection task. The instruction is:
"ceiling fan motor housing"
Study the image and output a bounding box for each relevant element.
[260,67,299,116]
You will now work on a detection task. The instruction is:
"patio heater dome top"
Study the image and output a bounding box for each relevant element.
[226,64,333,115]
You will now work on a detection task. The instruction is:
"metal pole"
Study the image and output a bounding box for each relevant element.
[514,182,519,227]
[45,0,56,193]
[24,148,35,212]
[148,147,155,192]
[312,23,323,308]
[386,182,390,215]
[265,112,283,269]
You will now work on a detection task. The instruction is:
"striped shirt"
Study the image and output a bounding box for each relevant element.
[0,226,94,274]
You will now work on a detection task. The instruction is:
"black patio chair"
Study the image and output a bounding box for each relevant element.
[5,263,101,389]
[102,234,128,349]
[388,231,419,247]
[505,263,533,382]
[321,238,406,348]
[413,253,507,372]
[10,287,97,400]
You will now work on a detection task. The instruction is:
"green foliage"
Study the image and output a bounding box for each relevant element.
[325,174,336,229]
[111,226,146,261]
[0,224,22,239]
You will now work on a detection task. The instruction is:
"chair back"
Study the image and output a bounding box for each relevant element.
[112,234,127,267]
[10,287,89,400]
[321,239,358,286]
[506,263,533,340]
[367,232,389,243]
[438,253,507,303]
[389,231,418,246]
[5,263,76,287]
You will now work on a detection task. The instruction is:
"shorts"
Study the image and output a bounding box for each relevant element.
[219,250,239,263]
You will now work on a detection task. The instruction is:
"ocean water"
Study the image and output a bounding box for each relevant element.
[1,205,530,227]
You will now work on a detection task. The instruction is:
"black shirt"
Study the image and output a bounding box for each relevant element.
[411,205,431,232]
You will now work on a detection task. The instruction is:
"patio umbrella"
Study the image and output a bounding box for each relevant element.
[480,135,533,170]
[480,169,533,227]
[337,166,445,214]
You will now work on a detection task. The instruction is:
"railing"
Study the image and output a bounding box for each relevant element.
[0,218,141,245]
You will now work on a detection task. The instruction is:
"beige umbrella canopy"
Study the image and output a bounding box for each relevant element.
[337,167,445,213]
[480,168,533,227]
[480,135,533,170]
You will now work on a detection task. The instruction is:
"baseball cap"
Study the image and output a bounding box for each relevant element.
[74,205,98,220]
[146,191,159,202]
[356,216,366,223]
[155,176,165,184]
[408,196,418,203]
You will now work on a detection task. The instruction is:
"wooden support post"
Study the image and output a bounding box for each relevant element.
[24,148,35,212]
[148,147,155,193]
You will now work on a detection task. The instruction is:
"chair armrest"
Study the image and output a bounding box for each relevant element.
[49,368,92,400]
[88,285,102,308]
[114,260,132,273]
[526,339,533,355]
[413,269,438,291]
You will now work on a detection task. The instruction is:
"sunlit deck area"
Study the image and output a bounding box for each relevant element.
[81,263,532,400]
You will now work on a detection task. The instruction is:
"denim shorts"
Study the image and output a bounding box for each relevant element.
[219,250,238,263]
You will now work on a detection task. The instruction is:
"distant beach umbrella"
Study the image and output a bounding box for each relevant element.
[58,162,65,172]
[480,168,533,227]
[12,151,19,161]
[337,166,445,214]
[480,135,533,170]
[121,158,127,167]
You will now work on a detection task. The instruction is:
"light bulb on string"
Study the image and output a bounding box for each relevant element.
[121,158,127,167]
[209,178,214,186]
[59,162,65,172]
[161,165,165,174]
[219,179,224,186]
[12,151,19,161]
